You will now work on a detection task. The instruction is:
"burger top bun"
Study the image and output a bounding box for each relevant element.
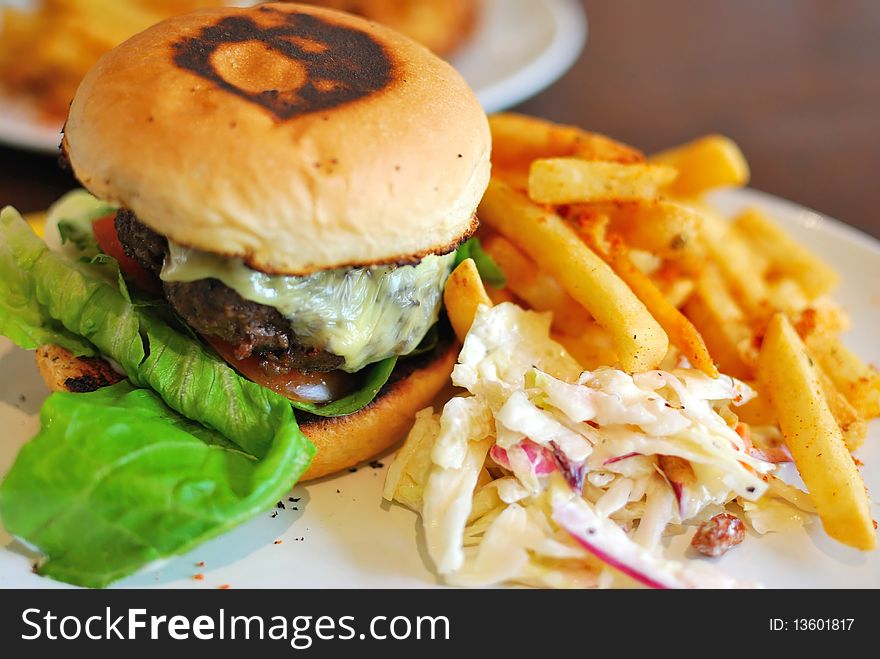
[63,2,491,275]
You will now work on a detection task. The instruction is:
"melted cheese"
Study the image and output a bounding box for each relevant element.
[161,243,454,372]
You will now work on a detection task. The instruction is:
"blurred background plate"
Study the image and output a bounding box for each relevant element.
[0,0,586,154]
[456,0,587,113]
[0,94,60,154]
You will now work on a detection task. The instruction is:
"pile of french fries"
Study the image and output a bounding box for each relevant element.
[0,0,220,119]
[446,113,879,551]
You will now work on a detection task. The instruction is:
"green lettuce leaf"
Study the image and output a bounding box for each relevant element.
[0,206,102,357]
[0,206,316,586]
[290,356,397,418]
[0,382,312,588]
[454,237,506,288]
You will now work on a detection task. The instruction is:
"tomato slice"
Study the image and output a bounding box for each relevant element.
[92,213,162,294]
[204,335,356,404]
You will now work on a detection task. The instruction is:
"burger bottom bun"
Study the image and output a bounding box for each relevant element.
[33,338,458,481]
[298,337,457,480]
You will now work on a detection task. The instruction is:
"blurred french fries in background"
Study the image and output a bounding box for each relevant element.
[474,112,878,550]
[683,265,755,379]
[0,1,220,119]
[732,208,839,298]
[807,334,880,419]
[650,134,750,197]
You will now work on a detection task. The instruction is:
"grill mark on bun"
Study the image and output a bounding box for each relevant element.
[171,5,394,121]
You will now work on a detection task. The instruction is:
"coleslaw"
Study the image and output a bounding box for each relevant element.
[384,303,814,588]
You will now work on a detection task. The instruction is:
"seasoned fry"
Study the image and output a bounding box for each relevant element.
[489,113,644,171]
[484,284,517,306]
[683,265,754,379]
[815,366,868,452]
[765,277,809,315]
[480,234,594,336]
[444,259,492,343]
[697,205,770,318]
[479,179,668,372]
[791,302,850,341]
[528,159,678,205]
[807,334,880,419]
[758,314,875,551]
[553,326,618,371]
[732,208,839,299]
[578,199,704,265]
[650,134,749,197]
[576,230,717,378]
[650,262,695,308]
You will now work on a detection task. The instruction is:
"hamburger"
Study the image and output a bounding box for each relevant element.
[0,2,490,587]
[54,2,491,479]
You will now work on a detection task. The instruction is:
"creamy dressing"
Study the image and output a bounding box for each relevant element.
[161,243,455,372]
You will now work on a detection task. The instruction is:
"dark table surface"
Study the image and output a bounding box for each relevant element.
[1,0,878,237]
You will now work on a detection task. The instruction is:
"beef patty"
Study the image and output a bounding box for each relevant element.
[114,209,344,373]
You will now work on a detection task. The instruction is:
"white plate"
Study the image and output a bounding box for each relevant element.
[454,0,587,113]
[1,187,879,589]
[0,0,587,154]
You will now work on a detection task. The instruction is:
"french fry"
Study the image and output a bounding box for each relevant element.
[577,230,718,378]
[484,283,517,306]
[734,383,777,426]
[444,259,492,343]
[480,179,668,372]
[697,205,770,319]
[553,326,618,371]
[766,278,809,315]
[650,134,750,197]
[480,234,594,336]
[650,262,695,308]
[580,199,704,265]
[656,277,694,309]
[528,159,678,205]
[807,335,880,419]
[489,113,644,171]
[791,302,850,341]
[732,208,839,299]
[815,366,868,452]
[488,165,530,193]
[758,314,875,550]
[24,211,47,239]
[683,265,754,380]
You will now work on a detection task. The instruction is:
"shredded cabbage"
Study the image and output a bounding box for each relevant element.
[384,303,811,588]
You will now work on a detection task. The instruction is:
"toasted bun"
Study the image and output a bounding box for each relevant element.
[35,345,124,393]
[34,339,457,481]
[63,2,490,275]
[297,338,457,479]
